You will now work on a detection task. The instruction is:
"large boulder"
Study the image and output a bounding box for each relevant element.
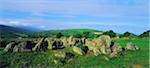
[4,40,35,52]
[98,35,111,55]
[72,46,85,55]
[14,41,27,52]
[15,40,36,52]
[85,35,111,55]
[126,42,140,51]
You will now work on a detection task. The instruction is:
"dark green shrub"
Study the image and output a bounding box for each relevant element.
[103,30,116,38]
[56,32,63,38]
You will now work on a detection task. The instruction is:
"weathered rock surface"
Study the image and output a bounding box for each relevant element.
[3,35,139,61]
[72,46,85,55]
[111,43,122,53]
[4,42,15,52]
[54,52,66,59]
[85,35,111,56]
[32,38,44,51]
[126,42,140,51]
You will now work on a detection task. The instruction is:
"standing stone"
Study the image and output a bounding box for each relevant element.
[13,45,19,52]
[81,38,86,44]
[45,38,53,50]
[98,35,111,55]
[68,36,74,46]
[32,38,44,51]
[3,42,15,52]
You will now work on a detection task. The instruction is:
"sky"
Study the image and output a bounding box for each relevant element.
[0,0,149,34]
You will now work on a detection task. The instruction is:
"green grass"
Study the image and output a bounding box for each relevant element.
[39,29,101,37]
[0,39,149,68]
[1,28,102,39]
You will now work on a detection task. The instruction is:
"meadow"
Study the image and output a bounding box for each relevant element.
[0,39,149,68]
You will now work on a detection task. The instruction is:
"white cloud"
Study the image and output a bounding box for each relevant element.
[0,20,32,26]
[9,21,20,25]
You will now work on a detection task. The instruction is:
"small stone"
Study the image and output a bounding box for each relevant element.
[54,52,66,59]
[126,42,140,51]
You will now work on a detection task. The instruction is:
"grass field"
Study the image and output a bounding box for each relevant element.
[0,39,149,68]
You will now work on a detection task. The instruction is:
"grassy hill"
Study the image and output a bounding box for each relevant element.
[0,25,148,39]
[0,25,102,39]
[0,25,29,38]
[47,29,101,35]
[35,29,102,37]
[139,30,150,38]
[119,32,137,38]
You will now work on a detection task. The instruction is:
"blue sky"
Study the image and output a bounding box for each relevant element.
[0,0,149,34]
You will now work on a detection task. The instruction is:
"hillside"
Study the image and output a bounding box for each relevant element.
[44,29,101,35]
[0,25,102,38]
[1,25,148,39]
[139,30,150,38]
[120,32,137,38]
[0,25,29,38]
[27,29,102,38]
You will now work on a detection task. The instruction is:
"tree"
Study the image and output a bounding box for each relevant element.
[56,32,63,38]
[103,30,117,38]
[120,32,137,38]
[83,32,90,38]
[73,34,82,38]
[123,32,130,37]
[82,32,99,38]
